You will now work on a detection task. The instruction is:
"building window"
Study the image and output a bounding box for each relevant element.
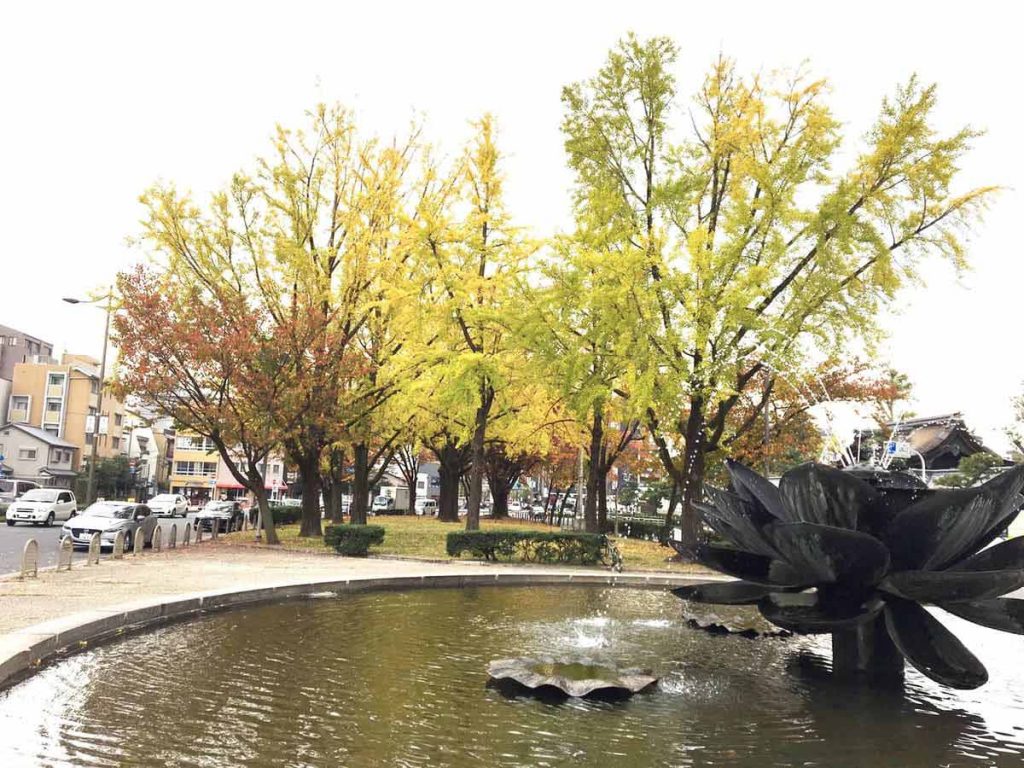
[115,413,123,427]
[90,379,99,394]
[112,437,120,450]
[18,448,37,460]
[11,395,29,410]
[174,461,218,477]
[47,373,64,387]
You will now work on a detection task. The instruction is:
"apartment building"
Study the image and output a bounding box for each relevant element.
[122,407,175,498]
[0,324,55,423]
[170,429,290,505]
[168,430,220,506]
[7,353,126,471]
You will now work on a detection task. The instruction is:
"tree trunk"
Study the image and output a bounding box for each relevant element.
[584,409,603,533]
[298,449,322,538]
[598,464,608,530]
[465,396,489,532]
[435,441,464,523]
[350,442,370,526]
[491,484,510,518]
[678,399,707,550]
[556,483,575,527]
[322,447,345,524]
[252,483,279,545]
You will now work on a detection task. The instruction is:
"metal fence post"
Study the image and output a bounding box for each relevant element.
[113,530,125,559]
[210,520,219,541]
[168,524,177,549]
[19,539,39,579]
[254,510,262,543]
[87,532,101,565]
[133,528,145,555]
[58,535,73,570]
[152,526,162,552]
[183,522,191,547]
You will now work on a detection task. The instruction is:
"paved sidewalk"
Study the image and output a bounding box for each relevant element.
[0,543,706,639]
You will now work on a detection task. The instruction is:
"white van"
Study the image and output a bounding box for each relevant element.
[414,498,438,516]
[0,479,40,505]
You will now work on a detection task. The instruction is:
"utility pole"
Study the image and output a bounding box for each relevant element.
[63,286,113,506]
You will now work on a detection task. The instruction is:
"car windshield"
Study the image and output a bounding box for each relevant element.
[0,480,14,494]
[84,503,132,519]
[20,489,59,502]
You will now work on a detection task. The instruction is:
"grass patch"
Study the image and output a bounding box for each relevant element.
[225,515,703,573]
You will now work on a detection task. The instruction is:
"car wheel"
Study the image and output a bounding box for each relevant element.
[5,520,13,527]
[123,531,133,551]
[46,512,55,527]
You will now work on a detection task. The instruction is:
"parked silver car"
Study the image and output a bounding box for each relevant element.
[61,501,158,551]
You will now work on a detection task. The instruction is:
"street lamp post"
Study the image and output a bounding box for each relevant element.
[63,287,113,506]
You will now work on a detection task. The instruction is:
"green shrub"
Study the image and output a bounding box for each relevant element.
[268,504,303,525]
[325,524,385,556]
[446,530,611,566]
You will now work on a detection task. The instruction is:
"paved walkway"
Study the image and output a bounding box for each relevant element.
[0,542,707,639]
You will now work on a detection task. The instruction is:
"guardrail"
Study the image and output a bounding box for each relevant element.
[12,516,203,579]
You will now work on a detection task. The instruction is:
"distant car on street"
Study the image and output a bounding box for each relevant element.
[5,488,77,526]
[371,495,396,514]
[0,479,40,506]
[61,501,157,550]
[414,498,438,516]
[147,493,188,517]
[196,500,245,533]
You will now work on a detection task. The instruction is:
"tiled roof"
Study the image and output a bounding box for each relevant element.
[0,423,78,449]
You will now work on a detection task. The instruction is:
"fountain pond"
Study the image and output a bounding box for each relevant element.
[1,585,1022,767]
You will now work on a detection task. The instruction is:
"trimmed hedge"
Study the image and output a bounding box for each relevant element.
[325,524,385,556]
[268,504,303,525]
[446,530,611,566]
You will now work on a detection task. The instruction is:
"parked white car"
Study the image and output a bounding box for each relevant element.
[414,498,438,516]
[147,493,188,517]
[5,488,77,527]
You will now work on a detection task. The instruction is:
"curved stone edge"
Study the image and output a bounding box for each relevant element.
[0,570,707,691]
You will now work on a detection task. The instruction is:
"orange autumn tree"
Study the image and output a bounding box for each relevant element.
[113,265,286,545]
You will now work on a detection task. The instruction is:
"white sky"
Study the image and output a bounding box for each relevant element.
[2,0,1021,452]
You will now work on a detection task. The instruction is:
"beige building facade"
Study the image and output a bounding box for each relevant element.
[7,353,126,471]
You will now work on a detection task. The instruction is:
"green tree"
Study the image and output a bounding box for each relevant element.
[412,115,532,531]
[561,35,995,548]
[934,453,1004,488]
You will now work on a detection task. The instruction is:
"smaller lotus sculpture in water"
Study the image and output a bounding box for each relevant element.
[672,461,1024,689]
[487,657,658,698]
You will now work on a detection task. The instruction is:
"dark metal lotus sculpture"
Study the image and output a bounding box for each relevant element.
[672,461,1024,689]
[487,657,658,698]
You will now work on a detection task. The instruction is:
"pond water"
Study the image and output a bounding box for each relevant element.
[1,586,1023,767]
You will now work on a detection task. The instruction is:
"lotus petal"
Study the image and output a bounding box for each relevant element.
[880,569,1024,603]
[950,537,1024,573]
[669,540,803,587]
[699,487,777,556]
[779,463,879,530]
[726,460,787,521]
[672,581,775,605]
[758,593,884,634]
[884,465,1024,571]
[940,598,1024,635]
[763,522,890,586]
[883,599,988,689]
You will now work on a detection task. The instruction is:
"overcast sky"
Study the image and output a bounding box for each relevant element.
[2,1,1020,451]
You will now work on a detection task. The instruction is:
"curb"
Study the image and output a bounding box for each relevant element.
[0,568,710,691]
